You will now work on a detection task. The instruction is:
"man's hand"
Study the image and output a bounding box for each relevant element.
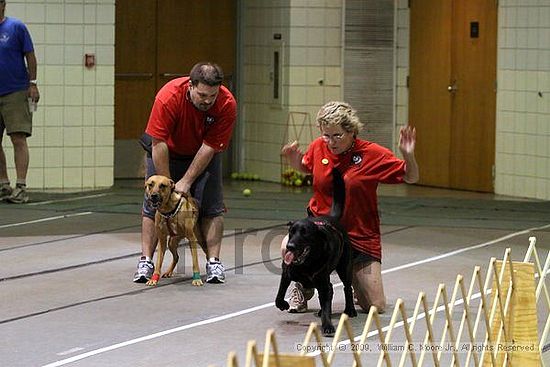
[28,84,40,103]
[175,179,191,194]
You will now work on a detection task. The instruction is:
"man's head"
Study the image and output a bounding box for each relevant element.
[188,62,224,111]
[0,1,6,18]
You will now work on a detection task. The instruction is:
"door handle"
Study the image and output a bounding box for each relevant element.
[447,82,458,92]
[160,73,187,78]
[115,72,153,79]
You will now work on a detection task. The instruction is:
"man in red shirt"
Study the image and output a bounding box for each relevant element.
[134,62,237,284]
[281,101,418,313]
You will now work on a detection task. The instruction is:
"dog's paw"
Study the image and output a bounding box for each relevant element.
[345,308,358,318]
[192,279,204,286]
[275,299,290,311]
[161,271,174,278]
[146,273,160,286]
[322,324,336,337]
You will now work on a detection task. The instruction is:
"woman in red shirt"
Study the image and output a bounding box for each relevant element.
[281,101,418,313]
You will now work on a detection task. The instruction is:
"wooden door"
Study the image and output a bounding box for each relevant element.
[450,0,497,191]
[409,0,497,192]
[409,0,453,188]
[156,0,236,89]
[115,0,157,140]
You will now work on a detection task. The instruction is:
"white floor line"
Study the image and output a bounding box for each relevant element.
[27,193,112,206]
[382,222,550,275]
[56,348,84,356]
[0,212,92,229]
[42,223,549,367]
[42,304,275,367]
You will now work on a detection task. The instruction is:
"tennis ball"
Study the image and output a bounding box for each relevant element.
[242,188,252,197]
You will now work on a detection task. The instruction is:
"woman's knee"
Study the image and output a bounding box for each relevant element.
[280,234,289,257]
[355,292,386,314]
[353,261,386,313]
[371,298,386,314]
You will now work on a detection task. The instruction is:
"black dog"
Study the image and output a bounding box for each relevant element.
[275,168,357,336]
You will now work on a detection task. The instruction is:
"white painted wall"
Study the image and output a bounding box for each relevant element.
[494,0,550,199]
[4,0,114,190]
[241,0,343,182]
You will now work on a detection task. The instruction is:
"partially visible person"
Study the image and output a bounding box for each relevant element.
[281,101,419,313]
[133,62,237,285]
[0,0,40,204]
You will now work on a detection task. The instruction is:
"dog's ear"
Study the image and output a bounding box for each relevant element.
[169,179,175,190]
[287,221,294,227]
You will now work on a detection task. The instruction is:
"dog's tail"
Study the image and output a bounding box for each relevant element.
[330,168,345,220]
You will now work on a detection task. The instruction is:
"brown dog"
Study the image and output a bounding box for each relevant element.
[144,175,203,286]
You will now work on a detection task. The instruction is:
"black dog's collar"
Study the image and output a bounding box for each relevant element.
[313,219,345,257]
[313,220,340,235]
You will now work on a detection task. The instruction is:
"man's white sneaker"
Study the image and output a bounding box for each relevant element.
[206,260,225,283]
[133,257,154,283]
[0,184,12,201]
[6,186,29,204]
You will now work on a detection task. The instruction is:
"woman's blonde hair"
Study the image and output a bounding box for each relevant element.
[315,101,364,136]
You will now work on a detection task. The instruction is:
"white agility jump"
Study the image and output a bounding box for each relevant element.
[217,236,549,367]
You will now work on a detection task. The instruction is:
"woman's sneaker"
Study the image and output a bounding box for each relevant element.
[133,256,154,283]
[206,260,225,283]
[7,185,29,203]
[287,282,315,313]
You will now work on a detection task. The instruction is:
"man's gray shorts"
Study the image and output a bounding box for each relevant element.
[0,90,33,136]
[142,154,224,219]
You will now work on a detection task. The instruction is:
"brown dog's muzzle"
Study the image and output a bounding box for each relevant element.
[147,192,162,209]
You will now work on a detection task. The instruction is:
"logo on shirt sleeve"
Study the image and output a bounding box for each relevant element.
[204,115,216,126]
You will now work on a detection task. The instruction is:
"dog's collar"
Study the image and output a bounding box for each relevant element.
[313,220,338,233]
[158,196,184,219]
[313,220,345,253]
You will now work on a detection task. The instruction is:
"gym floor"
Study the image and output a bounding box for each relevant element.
[1,179,549,367]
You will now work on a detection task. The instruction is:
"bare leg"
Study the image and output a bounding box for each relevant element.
[280,234,289,257]
[352,261,386,313]
[0,151,8,181]
[0,136,9,182]
[200,215,223,259]
[10,133,29,181]
[141,216,157,258]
